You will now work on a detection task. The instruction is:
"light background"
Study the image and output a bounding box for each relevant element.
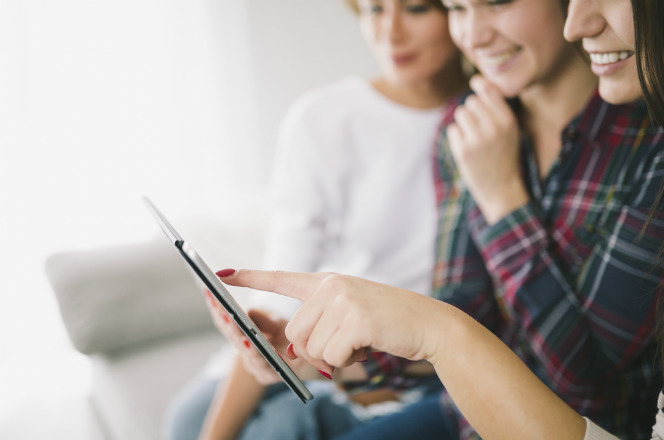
[0,1,376,437]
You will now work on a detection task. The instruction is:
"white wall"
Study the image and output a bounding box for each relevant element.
[0,0,376,436]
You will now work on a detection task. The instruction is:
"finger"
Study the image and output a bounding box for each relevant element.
[323,321,370,368]
[453,105,481,142]
[304,307,341,361]
[463,94,492,124]
[241,354,281,384]
[286,341,335,379]
[291,341,336,378]
[447,123,462,147]
[217,269,327,301]
[469,75,513,120]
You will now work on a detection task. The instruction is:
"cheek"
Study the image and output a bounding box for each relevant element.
[447,21,468,59]
[431,30,460,59]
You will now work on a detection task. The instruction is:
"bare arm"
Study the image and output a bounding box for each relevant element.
[425,299,586,440]
[199,356,266,440]
[220,270,589,440]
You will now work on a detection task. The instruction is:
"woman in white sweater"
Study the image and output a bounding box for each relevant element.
[214,0,664,439]
[162,1,468,439]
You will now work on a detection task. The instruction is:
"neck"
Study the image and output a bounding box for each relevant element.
[517,50,597,178]
[373,59,468,109]
[519,52,598,138]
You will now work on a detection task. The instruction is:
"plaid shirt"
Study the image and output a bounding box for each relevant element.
[430,91,664,440]
[355,92,664,437]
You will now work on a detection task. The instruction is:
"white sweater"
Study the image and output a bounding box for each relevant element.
[258,75,443,316]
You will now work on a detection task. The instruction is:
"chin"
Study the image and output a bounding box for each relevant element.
[488,81,521,99]
[598,81,643,105]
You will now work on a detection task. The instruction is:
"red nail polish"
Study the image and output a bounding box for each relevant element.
[243,338,251,349]
[215,269,236,277]
[287,343,297,359]
[317,369,332,380]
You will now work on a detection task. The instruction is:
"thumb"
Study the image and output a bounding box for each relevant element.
[248,309,284,336]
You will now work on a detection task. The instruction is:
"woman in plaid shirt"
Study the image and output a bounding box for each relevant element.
[212,0,664,439]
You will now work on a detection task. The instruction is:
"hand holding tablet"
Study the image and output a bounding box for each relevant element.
[143,197,313,403]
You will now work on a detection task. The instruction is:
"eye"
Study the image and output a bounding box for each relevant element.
[358,1,383,14]
[404,2,431,14]
[487,0,512,6]
[442,1,464,12]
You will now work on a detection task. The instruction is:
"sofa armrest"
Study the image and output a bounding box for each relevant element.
[44,237,215,355]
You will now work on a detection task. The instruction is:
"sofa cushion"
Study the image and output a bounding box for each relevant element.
[90,329,227,440]
[44,237,215,355]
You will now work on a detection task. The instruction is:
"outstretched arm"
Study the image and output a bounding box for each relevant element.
[198,356,265,440]
[218,269,595,440]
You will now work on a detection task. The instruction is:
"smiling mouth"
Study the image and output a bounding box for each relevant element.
[481,48,521,67]
[588,51,634,65]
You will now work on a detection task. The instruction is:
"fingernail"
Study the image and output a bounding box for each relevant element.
[221,314,230,324]
[286,343,297,359]
[215,269,236,277]
[317,369,332,380]
[242,338,251,349]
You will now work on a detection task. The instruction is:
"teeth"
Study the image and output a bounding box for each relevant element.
[482,48,519,67]
[589,51,632,65]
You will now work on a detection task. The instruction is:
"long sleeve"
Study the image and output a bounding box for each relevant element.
[432,95,664,439]
[468,124,664,393]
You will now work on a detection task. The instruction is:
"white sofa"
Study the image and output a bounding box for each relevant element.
[44,213,266,440]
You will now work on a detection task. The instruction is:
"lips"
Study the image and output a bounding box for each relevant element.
[586,50,635,77]
[391,53,417,65]
[480,48,521,67]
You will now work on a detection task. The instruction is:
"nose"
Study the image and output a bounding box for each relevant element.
[564,0,605,43]
[464,9,492,50]
[383,6,405,44]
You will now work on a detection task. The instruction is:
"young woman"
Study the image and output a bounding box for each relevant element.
[162,1,468,439]
[213,0,664,439]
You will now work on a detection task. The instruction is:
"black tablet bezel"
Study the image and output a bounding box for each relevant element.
[143,197,313,403]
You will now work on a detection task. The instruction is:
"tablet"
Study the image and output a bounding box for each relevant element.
[143,197,313,403]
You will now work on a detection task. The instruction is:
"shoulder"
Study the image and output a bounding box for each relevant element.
[284,76,372,122]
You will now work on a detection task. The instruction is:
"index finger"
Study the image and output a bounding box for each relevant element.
[469,75,510,110]
[216,269,324,301]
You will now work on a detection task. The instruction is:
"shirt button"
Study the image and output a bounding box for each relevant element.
[563,127,579,141]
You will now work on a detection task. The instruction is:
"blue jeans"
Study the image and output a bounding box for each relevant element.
[162,373,455,440]
[162,375,361,440]
[332,393,458,440]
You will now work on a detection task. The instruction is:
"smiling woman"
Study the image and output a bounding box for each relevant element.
[211,0,664,439]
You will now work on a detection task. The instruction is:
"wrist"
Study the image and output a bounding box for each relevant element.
[474,180,529,225]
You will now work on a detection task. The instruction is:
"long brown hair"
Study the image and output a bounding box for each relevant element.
[632,0,664,127]
[631,0,664,378]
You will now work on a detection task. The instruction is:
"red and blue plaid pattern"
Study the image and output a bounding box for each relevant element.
[355,91,663,439]
[431,91,664,440]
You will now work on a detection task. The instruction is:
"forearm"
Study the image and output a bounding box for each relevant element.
[199,355,266,440]
[426,301,587,440]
